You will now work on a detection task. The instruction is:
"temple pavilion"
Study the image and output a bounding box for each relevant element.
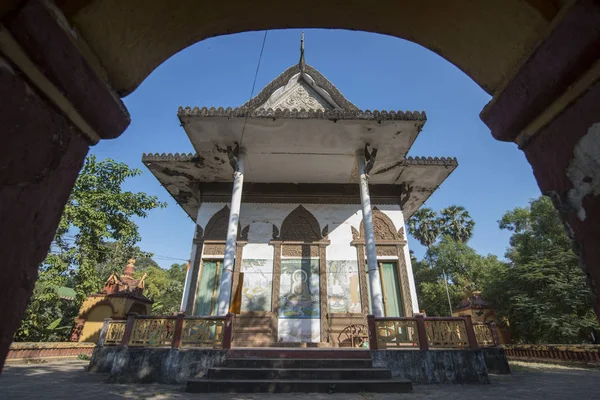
[142,38,457,346]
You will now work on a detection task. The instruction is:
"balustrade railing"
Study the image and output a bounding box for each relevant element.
[101,313,232,350]
[104,320,126,345]
[473,322,495,347]
[181,317,226,348]
[129,317,176,347]
[368,315,498,350]
[503,344,600,364]
[373,318,419,348]
[101,313,497,351]
[425,318,469,348]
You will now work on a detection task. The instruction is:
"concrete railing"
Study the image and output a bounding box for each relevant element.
[6,342,96,361]
[99,313,233,350]
[367,315,499,350]
[503,344,600,364]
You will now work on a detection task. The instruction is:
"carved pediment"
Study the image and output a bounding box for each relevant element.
[357,208,402,242]
[199,205,244,241]
[259,77,332,111]
[278,205,322,242]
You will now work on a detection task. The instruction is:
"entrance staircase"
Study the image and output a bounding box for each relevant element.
[186,349,412,393]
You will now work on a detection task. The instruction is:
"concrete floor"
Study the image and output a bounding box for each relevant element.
[1,360,600,399]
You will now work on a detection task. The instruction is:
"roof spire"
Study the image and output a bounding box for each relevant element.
[123,258,135,277]
[299,31,305,72]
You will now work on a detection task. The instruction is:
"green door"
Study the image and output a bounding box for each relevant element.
[380,262,403,317]
[194,260,224,316]
[366,261,403,317]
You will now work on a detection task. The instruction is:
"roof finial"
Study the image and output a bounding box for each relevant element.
[299,31,305,72]
[123,258,135,277]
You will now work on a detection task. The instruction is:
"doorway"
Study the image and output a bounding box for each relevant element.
[194,259,225,316]
[367,261,404,317]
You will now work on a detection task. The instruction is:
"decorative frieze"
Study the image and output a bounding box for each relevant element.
[281,245,319,257]
[203,243,225,255]
[177,106,427,122]
[376,246,398,256]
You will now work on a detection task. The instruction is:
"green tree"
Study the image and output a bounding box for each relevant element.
[15,156,165,341]
[440,205,475,243]
[413,235,504,316]
[407,208,453,314]
[95,243,155,282]
[485,196,598,343]
[136,262,187,315]
[407,208,442,251]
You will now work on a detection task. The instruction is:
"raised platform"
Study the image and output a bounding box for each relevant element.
[227,348,370,359]
[88,346,499,385]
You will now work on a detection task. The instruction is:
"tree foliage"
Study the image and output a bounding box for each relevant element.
[408,205,477,315]
[15,156,166,341]
[440,205,475,243]
[135,260,188,315]
[407,208,441,249]
[485,196,598,343]
[413,236,504,316]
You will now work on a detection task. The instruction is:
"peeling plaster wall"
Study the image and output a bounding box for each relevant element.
[567,123,600,222]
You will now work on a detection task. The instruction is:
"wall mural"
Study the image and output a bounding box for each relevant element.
[240,259,273,312]
[279,259,320,319]
[327,260,361,313]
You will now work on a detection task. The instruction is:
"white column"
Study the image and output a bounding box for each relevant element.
[357,151,385,317]
[179,243,196,312]
[216,149,246,315]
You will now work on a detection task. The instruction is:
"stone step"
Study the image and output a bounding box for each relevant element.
[231,341,334,348]
[227,348,370,359]
[231,341,274,348]
[207,367,392,380]
[224,358,373,369]
[186,378,413,393]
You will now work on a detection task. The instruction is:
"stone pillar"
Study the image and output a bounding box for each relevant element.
[357,151,384,317]
[0,1,129,370]
[480,0,600,318]
[216,149,246,315]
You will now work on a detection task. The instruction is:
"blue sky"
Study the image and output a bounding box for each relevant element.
[91,29,541,268]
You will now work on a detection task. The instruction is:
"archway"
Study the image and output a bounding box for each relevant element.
[1,0,599,369]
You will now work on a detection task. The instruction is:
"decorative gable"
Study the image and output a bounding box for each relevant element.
[258,73,334,111]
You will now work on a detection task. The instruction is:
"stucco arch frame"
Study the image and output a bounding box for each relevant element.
[270,205,330,342]
[351,207,414,317]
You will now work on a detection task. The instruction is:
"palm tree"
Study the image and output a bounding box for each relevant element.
[407,208,453,315]
[440,205,475,243]
[407,208,441,250]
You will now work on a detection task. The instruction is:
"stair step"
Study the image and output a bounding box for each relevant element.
[208,367,391,380]
[227,348,370,359]
[231,341,274,348]
[187,378,413,393]
[225,358,373,369]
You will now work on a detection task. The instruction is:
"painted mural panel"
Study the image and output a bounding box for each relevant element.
[278,318,321,342]
[327,260,362,313]
[240,259,273,312]
[279,259,320,319]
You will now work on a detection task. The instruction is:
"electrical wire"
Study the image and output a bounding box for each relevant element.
[239,30,269,148]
